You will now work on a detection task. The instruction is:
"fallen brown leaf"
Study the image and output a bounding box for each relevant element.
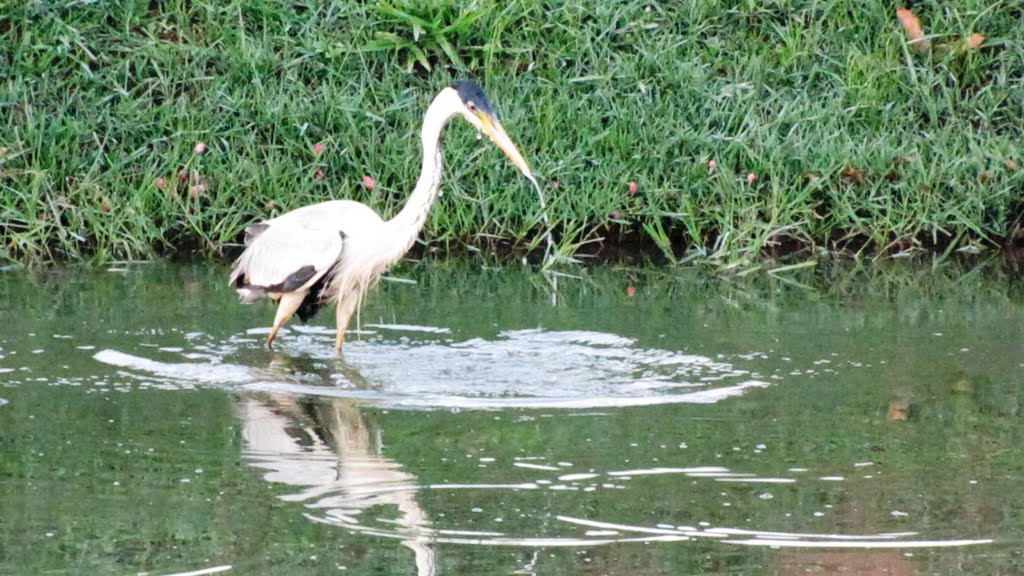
[841,166,867,185]
[897,8,930,53]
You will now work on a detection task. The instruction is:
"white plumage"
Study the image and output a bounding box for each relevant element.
[229,81,534,349]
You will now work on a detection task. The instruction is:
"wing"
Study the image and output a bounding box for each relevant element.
[230,199,386,302]
[229,215,345,300]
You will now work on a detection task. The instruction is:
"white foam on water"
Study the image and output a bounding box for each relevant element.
[364,323,452,334]
[91,328,774,409]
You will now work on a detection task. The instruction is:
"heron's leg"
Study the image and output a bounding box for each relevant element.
[334,295,359,350]
[267,291,305,349]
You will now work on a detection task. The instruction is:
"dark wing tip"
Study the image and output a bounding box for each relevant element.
[269,265,318,293]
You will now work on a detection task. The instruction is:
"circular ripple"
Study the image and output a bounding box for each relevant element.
[94,326,771,409]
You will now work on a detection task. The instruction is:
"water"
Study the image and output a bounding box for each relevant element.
[2,262,1023,575]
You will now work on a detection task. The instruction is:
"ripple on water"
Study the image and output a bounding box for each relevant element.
[14,321,994,557]
[238,393,994,551]
[93,326,772,409]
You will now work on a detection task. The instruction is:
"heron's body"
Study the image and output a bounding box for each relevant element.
[229,81,533,349]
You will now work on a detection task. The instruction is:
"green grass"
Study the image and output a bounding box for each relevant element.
[1,0,1022,265]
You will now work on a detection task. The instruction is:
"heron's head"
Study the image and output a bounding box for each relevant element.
[450,80,534,181]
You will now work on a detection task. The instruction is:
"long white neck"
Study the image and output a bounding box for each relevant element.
[381,91,458,265]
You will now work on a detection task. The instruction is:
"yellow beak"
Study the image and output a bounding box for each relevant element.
[478,114,534,181]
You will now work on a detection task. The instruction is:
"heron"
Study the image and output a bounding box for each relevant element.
[229,80,535,350]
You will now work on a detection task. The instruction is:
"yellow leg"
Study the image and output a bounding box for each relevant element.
[335,295,358,350]
[266,291,305,349]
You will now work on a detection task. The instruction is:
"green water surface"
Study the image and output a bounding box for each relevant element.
[1,262,1023,575]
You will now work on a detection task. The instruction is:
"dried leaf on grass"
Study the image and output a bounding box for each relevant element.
[841,166,867,185]
[896,8,929,53]
[965,33,986,50]
[896,8,986,55]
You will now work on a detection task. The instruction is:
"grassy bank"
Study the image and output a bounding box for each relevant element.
[1,0,1022,265]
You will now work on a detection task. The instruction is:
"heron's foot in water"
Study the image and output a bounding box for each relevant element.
[266,327,280,350]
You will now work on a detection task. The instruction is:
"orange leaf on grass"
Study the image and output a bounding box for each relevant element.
[965,33,985,50]
[896,8,930,53]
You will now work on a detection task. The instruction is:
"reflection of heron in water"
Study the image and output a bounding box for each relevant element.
[229,81,536,350]
[264,353,374,391]
[240,392,435,576]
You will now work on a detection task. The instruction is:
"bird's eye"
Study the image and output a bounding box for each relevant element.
[466,101,477,112]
